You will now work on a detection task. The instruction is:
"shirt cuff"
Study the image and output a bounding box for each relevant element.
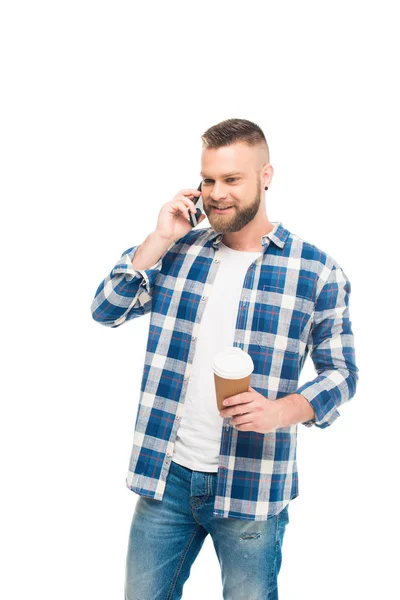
[111,246,162,287]
[295,381,341,429]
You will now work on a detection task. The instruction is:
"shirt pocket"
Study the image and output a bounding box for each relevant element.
[253,345,300,391]
[254,285,313,354]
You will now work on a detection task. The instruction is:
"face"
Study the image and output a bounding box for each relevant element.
[200,142,268,234]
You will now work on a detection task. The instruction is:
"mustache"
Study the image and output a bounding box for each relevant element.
[210,204,234,208]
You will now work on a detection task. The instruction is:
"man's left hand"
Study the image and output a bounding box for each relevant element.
[219,386,282,433]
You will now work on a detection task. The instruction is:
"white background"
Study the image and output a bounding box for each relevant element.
[1,1,399,598]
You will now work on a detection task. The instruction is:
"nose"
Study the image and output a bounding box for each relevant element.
[209,183,228,201]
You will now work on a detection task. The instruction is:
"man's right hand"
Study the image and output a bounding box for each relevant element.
[155,189,207,242]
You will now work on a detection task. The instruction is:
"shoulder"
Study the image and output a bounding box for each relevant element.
[285,227,350,297]
[287,228,344,273]
[173,226,215,249]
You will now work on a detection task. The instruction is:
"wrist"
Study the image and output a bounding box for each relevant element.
[275,393,315,428]
[153,229,176,244]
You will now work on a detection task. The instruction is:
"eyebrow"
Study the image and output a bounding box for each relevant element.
[200,171,243,177]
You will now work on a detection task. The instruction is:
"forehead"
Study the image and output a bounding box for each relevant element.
[200,170,244,177]
[201,143,255,177]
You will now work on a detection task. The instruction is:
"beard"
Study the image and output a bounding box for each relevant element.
[205,179,262,234]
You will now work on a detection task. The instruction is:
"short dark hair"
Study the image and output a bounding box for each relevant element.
[201,118,269,162]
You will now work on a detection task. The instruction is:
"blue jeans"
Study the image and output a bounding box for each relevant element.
[124,460,289,599]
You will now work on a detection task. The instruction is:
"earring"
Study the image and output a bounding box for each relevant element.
[265,186,268,190]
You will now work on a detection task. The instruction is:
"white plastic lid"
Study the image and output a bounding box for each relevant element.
[212,347,254,379]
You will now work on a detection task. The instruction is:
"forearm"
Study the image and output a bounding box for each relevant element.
[132,231,174,270]
[294,264,359,428]
[91,236,167,326]
[276,393,315,428]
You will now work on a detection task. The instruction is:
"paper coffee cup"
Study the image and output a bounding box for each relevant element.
[212,347,254,412]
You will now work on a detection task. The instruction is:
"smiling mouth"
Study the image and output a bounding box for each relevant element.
[212,206,234,213]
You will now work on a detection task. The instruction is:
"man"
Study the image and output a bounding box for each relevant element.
[91,118,359,600]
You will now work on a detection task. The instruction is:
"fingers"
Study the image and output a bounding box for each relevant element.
[179,189,202,198]
[177,197,197,214]
[171,199,195,220]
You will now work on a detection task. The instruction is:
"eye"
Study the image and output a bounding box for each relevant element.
[202,178,238,184]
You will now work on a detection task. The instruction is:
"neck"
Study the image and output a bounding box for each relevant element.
[221,220,275,252]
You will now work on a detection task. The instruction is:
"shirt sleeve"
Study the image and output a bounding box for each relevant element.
[90,245,163,327]
[295,264,359,428]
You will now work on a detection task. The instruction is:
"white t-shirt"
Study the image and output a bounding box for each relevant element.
[172,241,263,472]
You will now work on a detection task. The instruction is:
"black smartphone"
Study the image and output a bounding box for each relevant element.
[188,181,204,227]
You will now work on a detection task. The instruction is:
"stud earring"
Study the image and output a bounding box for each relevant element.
[265,186,268,190]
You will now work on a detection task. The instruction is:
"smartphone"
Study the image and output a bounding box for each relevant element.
[188,181,204,227]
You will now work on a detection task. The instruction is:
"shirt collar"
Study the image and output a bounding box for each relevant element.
[210,221,290,249]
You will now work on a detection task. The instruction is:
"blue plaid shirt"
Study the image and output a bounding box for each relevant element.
[91,221,359,521]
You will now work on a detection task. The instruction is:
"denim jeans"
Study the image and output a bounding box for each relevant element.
[125,460,289,600]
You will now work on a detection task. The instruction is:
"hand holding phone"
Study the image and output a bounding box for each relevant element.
[188,181,205,228]
[154,185,206,243]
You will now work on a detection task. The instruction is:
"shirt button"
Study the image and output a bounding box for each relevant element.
[214,258,219,263]
[191,336,196,341]
[201,296,206,301]
[176,416,181,421]
[184,375,189,381]
[166,453,172,458]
